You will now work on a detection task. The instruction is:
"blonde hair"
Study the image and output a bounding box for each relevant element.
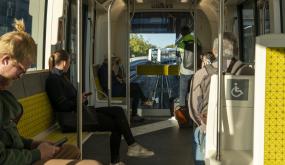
[0,19,36,62]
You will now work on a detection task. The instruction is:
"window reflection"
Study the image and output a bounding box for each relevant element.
[240,0,256,63]
[258,0,270,34]
[131,12,192,34]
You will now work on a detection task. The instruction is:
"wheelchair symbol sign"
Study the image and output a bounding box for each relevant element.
[226,79,249,100]
[231,83,244,97]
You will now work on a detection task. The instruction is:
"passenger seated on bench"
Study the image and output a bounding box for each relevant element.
[0,19,101,165]
[188,32,254,165]
[97,56,152,123]
[45,50,154,165]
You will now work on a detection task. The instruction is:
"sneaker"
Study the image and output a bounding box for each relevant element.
[127,143,154,157]
[110,161,126,165]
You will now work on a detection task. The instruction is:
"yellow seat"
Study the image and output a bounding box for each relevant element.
[17,93,54,138]
[92,64,125,105]
[17,92,91,145]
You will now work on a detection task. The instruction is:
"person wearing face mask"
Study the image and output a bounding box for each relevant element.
[0,19,102,165]
[188,32,254,165]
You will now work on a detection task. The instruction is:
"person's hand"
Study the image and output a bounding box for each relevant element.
[82,92,92,103]
[31,140,55,149]
[37,142,60,159]
[83,92,92,97]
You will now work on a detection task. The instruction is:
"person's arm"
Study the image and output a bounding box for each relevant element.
[0,140,41,164]
[21,137,53,149]
[46,76,76,112]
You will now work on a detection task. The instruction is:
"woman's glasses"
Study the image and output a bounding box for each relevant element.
[12,60,28,77]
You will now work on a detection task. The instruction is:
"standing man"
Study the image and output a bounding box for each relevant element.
[176,25,201,109]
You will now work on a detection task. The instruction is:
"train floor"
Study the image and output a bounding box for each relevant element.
[83,117,194,165]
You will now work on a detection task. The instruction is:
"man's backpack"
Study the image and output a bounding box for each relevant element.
[199,64,218,124]
[189,64,217,126]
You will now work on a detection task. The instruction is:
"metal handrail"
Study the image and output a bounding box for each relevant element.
[216,0,224,161]
[193,0,198,73]
[107,0,115,107]
[76,0,83,159]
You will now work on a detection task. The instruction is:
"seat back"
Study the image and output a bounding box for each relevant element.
[92,64,125,106]
[205,75,254,158]
[17,93,54,138]
[93,64,108,100]
[8,70,56,138]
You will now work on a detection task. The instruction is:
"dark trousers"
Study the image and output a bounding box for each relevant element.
[95,107,136,163]
[112,82,147,116]
[130,83,147,116]
[57,106,135,163]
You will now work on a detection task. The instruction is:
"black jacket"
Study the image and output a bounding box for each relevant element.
[45,68,77,112]
[0,90,41,164]
[45,68,97,132]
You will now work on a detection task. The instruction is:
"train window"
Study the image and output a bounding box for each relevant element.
[257,0,270,34]
[131,12,192,34]
[0,0,46,70]
[238,0,256,63]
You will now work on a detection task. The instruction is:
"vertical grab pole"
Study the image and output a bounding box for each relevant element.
[216,0,224,161]
[126,0,133,123]
[107,0,115,106]
[76,0,83,159]
[193,0,198,73]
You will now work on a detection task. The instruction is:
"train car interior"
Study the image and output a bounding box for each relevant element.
[1,0,285,164]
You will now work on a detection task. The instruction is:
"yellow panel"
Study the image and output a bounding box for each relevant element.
[264,48,285,165]
[17,93,54,138]
[136,64,169,75]
[167,65,180,76]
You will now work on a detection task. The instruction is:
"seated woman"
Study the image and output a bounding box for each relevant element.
[45,50,154,165]
[97,57,152,122]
